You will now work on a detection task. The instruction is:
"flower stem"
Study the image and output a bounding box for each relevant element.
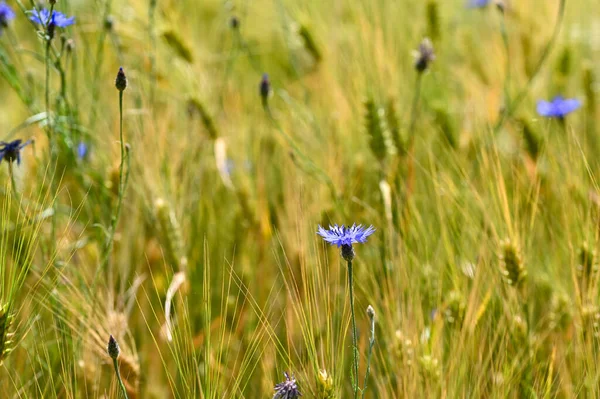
[91,90,128,290]
[112,357,129,399]
[347,260,359,399]
[361,317,376,399]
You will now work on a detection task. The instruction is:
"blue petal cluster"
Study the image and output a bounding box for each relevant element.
[0,2,15,33]
[536,96,581,118]
[30,9,75,28]
[0,139,32,165]
[317,224,376,247]
[468,0,491,8]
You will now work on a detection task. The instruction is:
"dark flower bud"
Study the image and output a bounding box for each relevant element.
[65,38,75,53]
[260,73,270,108]
[414,38,435,73]
[47,21,56,40]
[104,15,114,31]
[367,305,375,321]
[230,16,239,29]
[341,244,355,262]
[49,0,57,5]
[115,67,127,91]
[107,335,120,360]
[495,0,506,13]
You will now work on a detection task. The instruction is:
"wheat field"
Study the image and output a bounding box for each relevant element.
[0,0,599,397]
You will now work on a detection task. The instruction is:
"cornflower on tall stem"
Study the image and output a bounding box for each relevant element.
[318,224,375,398]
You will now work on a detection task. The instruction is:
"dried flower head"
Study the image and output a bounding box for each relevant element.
[414,38,435,73]
[260,73,270,107]
[115,67,127,91]
[274,372,301,399]
[0,139,32,166]
[107,335,120,360]
[317,224,375,262]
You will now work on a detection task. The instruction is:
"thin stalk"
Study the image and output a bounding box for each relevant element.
[112,357,129,399]
[347,260,359,399]
[493,0,567,133]
[91,89,128,289]
[499,12,511,109]
[361,317,376,399]
[401,72,423,233]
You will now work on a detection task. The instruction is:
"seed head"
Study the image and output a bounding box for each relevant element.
[316,369,334,399]
[367,305,375,321]
[499,239,526,287]
[273,372,301,398]
[413,38,435,73]
[115,67,127,91]
[260,73,270,107]
[107,335,120,360]
[104,15,114,31]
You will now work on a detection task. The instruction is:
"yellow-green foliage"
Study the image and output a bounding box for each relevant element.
[0,0,599,398]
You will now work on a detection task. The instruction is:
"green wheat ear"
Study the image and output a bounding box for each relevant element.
[316,369,335,399]
[162,29,194,63]
[518,117,541,160]
[549,293,572,332]
[0,304,15,365]
[426,0,440,41]
[154,198,187,272]
[298,25,322,63]
[583,62,596,112]
[187,97,219,140]
[443,290,466,327]
[386,98,406,155]
[499,239,527,287]
[578,241,597,280]
[364,99,396,163]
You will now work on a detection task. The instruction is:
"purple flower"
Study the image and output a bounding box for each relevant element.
[30,9,75,28]
[273,372,301,399]
[0,139,32,165]
[317,223,376,247]
[536,96,581,118]
[468,0,491,7]
[0,2,15,32]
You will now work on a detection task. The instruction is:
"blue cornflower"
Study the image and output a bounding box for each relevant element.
[536,96,581,119]
[318,223,376,261]
[30,9,75,28]
[273,372,301,399]
[0,2,15,33]
[0,139,32,165]
[468,0,491,7]
[77,141,88,160]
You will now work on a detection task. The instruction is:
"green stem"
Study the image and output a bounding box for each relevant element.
[493,0,567,133]
[112,357,129,399]
[347,260,359,399]
[91,90,127,289]
[361,329,375,399]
